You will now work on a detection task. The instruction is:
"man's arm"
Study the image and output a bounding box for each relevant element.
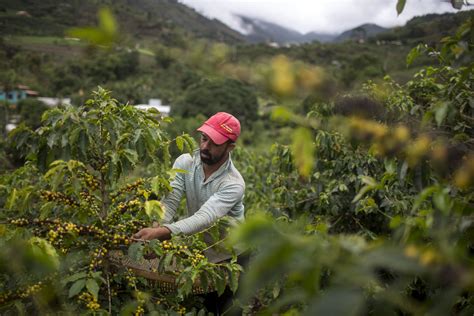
[164,182,244,235]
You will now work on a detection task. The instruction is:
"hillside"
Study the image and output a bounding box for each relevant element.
[373,10,473,44]
[0,3,470,108]
[334,23,389,42]
[0,0,245,44]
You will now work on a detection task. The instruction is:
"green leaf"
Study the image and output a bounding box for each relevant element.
[450,0,464,9]
[433,190,451,214]
[352,185,373,203]
[389,215,403,229]
[99,7,117,35]
[67,27,109,46]
[396,0,406,15]
[64,272,87,283]
[68,279,86,298]
[406,44,424,66]
[183,134,196,152]
[28,237,60,270]
[163,252,174,270]
[360,176,378,187]
[227,266,240,293]
[176,136,184,152]
[435,101,449,127]
[144,200,164,221]
[122,148,138,165]
[6,188,17,210]
[86,279,100,300]
[291,127,315,178]
[271,106,293,122]
[215,273,226,296]
[412,186,438,213]
[128,242,144,261]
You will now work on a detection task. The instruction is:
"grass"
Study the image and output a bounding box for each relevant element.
[8,35,85,46]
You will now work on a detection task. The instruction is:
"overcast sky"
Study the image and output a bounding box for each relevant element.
[178,0,471,34]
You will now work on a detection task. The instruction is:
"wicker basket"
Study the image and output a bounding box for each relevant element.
[108,250,216,294]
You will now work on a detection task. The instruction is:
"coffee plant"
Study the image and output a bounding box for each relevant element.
[0,88,241,314]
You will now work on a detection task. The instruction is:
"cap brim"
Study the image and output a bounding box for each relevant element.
[197,124,229,145]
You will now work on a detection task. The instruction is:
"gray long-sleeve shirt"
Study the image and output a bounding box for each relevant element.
[162,150,245,235]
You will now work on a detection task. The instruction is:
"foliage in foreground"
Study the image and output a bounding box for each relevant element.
[229,19,473,314]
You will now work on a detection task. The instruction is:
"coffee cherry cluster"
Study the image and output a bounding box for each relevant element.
[135,305,145,316]
[176,305,186,315]
[89,247,108,270]
[160,240,189,254]
[78,292,100,311]
[190,251,206,266]
[18,282,43,298]
[8,217,29,226]
[125,268,138,288]
[158,240,206,267]
[46,222,81,249]
[0,280,45,305]
[116,198,142,214]
[79,191,100,213]
[40,190,79,207]
[78,171,100,191]
[110,179,144,201]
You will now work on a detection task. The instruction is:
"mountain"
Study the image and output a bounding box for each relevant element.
[237,15,304,44]
[334,23,389,42]
[237,15,336,45]
[0,0,245,44]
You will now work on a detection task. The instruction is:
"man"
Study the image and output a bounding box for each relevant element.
[134,112,245,241]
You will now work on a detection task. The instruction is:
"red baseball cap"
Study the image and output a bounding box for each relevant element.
[197,112,241,145]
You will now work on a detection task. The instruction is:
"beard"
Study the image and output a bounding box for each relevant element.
[200,149,226,165]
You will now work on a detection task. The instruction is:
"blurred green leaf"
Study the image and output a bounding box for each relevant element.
[28,237,60,270]
[306,288,364,316]
[291,127,315,178]
[271,106,293,122]
[66,7,118,47]
[435,101,449,127]
[396,0,406,15]
[98,7,117,34]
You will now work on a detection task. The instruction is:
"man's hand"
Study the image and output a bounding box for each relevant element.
[133,226,171,241]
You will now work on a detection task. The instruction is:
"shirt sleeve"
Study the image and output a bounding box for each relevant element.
[161,154,191,224]
[164,182,244,235]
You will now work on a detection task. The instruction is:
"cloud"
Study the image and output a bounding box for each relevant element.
[178,0,471,34]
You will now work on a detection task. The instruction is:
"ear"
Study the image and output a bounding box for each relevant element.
[226,142,236,153]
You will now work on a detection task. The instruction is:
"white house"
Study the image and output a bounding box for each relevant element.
[135,99,170,116]
[37,97,72,107]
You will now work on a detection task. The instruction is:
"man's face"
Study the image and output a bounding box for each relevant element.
[199,133,233,165]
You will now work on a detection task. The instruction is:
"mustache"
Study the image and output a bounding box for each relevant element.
[200,149,211,156]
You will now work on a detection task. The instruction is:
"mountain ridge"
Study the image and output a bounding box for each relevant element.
[234,15,389,45]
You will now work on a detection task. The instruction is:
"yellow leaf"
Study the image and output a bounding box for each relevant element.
[291,127,315,177]
[144,200,164,221]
